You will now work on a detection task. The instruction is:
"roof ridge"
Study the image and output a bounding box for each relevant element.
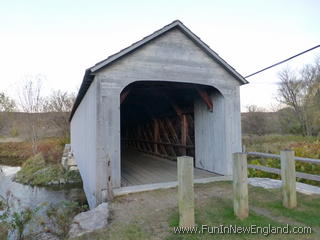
[70,20,248,121]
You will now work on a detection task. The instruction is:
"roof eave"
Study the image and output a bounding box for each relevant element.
[90,20,248,85]
[69,20,249,122]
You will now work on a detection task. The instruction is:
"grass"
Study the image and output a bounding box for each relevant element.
[167,199,285,240]
[0,137,82,186]
[15,154,63,185]
[242,134,318,151]
[166,196,317,240]
[70,181,319,240]
[14,153,82,186]
[0,137,68,166]
[249,185,320,227]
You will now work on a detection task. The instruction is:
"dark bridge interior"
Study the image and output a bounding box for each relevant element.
[120,81,215,159]
[119,81,219,187]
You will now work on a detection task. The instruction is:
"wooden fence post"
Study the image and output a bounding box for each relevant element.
[178,156,195,227]
[233,153,249,220]
[242,145,246,153]
[280,150,297,208]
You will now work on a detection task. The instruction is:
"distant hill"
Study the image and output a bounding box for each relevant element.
[0,112,67,139]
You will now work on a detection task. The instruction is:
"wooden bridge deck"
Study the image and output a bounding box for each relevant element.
[121,149,220,187]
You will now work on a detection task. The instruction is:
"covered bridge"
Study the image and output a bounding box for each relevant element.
[70,20,248,208]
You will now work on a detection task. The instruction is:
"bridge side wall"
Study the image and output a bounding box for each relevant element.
[70,80,98,208]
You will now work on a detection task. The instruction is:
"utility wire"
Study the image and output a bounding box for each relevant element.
[245,45,320,78]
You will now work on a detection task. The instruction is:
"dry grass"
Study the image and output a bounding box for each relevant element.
[0,137,68,166]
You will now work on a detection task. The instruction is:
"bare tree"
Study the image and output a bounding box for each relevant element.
[18,77,45,154]
[0,92,16,112]
[0,92,16,133]
[277,58,320,136]
[43,90,75,137]
[277,68,309,135]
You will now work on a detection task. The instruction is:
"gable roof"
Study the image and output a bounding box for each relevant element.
[70,20,248,121]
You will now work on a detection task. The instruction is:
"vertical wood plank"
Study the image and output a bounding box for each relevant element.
[181,114,188,156]
[178,156,195,227]
[280,150,297,209]
[153,119,159,154]
[233,153,249,220]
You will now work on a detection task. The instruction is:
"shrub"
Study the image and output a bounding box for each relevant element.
[15,154,46,184]
[245,135,320,186]
[0,191,41,240]
[0,137,66,166]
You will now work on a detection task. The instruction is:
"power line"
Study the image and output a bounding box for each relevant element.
[245,45,320,78]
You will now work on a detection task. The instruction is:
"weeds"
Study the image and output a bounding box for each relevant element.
[0,191,86,240]
[45,201,88,238]
[244,135,320,186]
[0,138,65,166]
[0,191,41,240]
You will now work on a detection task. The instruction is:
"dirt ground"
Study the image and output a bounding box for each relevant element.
[109,181,233,240]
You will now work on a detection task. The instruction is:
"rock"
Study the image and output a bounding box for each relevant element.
[248,177,320,195]
[61,157,68,168]
[67,157,77,167]
[49,180,59,185]
[33,232,60,240]
[69,166,79,171]
[68,202,109,238]
[59,178,66,184]
[248,178,281,189]
[296,182,320,195]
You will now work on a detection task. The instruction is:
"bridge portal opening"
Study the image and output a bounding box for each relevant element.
[120,81,222,187]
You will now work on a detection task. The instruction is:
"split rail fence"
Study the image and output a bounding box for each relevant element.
[233,150,320,219]
[246,151,320,182]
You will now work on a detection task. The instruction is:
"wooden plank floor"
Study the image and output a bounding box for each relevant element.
[121,149,220,187]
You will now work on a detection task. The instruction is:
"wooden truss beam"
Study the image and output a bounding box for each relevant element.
[196,87,213,111]
[120,89,130,104]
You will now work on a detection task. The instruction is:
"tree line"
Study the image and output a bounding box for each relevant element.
[0,77,75,153]
[240,58,319,137]
[1,57,319,152]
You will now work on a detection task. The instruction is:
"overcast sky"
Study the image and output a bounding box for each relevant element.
[0,0,319,111]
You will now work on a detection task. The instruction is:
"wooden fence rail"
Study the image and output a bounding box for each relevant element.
[247,151,320,182]
[247,152,320,164]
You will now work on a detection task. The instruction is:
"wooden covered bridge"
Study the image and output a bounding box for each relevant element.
[70,20,248,208]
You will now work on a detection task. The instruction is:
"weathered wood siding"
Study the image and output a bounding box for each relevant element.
[70,80,98,208]
[95,28,242,181]
[72,28,242,207]
[195,90,226,174]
